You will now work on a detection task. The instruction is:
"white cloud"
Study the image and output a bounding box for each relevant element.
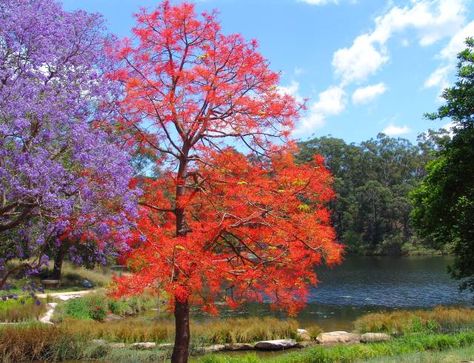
[332,35,389,85]
[352,82,387,105]
[277,80,304,103]
[425,21,474,94]
[295,86,346,133]
[382,124,411,136]
[332,0,467,85]
[424,65,451,89]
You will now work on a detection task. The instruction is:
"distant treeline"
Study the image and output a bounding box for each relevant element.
[297,131,450,256]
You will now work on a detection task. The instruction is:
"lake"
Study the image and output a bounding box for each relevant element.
[207,256,473,331]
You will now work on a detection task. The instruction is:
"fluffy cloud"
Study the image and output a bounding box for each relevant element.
[295,86,346,134]
[425,21,474,92]
[332,0,467,85]
[352,83,387,105]
[277,80,304,103]
[382,124,411,136]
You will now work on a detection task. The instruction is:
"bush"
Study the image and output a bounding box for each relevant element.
[63,298,92,320]
[354,306,474,335]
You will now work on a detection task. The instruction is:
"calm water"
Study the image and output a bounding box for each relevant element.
[208,256,473,330]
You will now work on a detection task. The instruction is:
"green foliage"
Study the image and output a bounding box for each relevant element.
[354,307,474,335]
[412,37,474,292]
[0,297,46,322]
[63,298,93,320]
[55,293,157,322]
[297,133,444,255]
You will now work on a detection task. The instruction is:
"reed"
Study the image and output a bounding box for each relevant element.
[354,306,474,335]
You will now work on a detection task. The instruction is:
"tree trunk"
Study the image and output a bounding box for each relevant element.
[51,242,68,280]
[171,299,190,363]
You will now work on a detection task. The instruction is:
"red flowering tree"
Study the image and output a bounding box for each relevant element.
[110,2,343,362]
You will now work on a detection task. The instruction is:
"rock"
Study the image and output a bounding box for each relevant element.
[297,328,311,341]
[91,339,107,345]
[316,331,360,345]
[82,279,93,288]
[254,339,298,350]
[103,314,123,322]
[203,344,226,353]
[108,343,127,349]
[157,343,174,349]
[224,343,255,351]
[360,333,391,343]
[296,341,314,348]
[131,342,157,350]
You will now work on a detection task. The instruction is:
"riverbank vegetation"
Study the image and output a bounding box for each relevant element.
[196,331,474,363]
[1,306,473,362]
[297,131,449,256]
[354,306,474,335]
[4,323,470,363]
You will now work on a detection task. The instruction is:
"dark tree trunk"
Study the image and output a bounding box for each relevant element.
[171,299,190,363]
[51,242,68,280]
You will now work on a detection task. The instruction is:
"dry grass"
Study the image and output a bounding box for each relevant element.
[0,298,46,322]
[0,324,85,362]
[59,316,300,345]
[354,306,474,335]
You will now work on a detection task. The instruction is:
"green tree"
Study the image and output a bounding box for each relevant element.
[411,38,474,292]
[298,134,435,255]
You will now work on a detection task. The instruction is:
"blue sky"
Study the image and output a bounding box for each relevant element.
[63,0,474,143]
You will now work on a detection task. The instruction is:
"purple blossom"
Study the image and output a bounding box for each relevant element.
[0,0,139,280]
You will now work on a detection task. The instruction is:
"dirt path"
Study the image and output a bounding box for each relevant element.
[37,289,96,324]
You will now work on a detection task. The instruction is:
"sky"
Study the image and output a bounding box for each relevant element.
[62,0,474,143]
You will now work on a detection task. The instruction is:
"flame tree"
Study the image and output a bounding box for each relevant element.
[110,2,343,361]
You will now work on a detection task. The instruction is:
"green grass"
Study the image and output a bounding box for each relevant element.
[0,297,46,322]
[53,292,158,322]
[195,331,474,363]
[363,344,474,362]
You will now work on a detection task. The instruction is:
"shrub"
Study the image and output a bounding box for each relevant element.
[63,298,91,320]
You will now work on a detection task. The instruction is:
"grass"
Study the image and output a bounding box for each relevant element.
[0,297,46,322]
[363,344,474,362]
[354,306,474,335]
[3,260,115,295]
[195,330,474,363]
[59,263,115,288]
[53,292,158,322]
[56,316,301,345]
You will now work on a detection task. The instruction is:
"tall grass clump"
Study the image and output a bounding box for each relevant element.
[0,297,46,322]
[59,317,300,345]
[354,306,474,335]
[191,317,299,345]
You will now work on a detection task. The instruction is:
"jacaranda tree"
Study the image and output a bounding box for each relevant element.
[0,0,137,285]
[110,2,342,361]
